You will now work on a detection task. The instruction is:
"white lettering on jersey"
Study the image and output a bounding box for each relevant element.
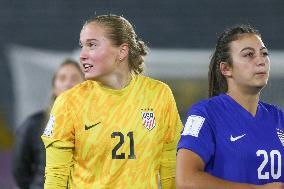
[181,115,205,137]
[256,150,281,179]
[43,115,55,137]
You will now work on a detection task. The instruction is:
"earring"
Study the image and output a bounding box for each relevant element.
[119,58,122,61]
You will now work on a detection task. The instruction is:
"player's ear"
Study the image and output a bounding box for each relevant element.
[118,43,129,62]
[220,61,232,77]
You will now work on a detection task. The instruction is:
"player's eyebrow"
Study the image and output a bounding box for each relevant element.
[240,46,267,52]
[79,38,98,43]
[240,47,255,52]
[260,46,267,51]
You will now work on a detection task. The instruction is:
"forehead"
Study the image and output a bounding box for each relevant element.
[80,23,108,41]
[230,34,265,51]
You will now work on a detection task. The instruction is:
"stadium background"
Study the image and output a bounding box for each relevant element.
[0,1,284,188]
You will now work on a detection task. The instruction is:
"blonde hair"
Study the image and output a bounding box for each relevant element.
[84,14,148,74]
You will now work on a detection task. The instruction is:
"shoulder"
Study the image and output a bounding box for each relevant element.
[137,75,176,103]
[137,75,172,92]
[61,80,94,97]
[55,80,94,104]
[17,110,46,133]
[259,101,284,116]
[183,97,222,135]
[22,110,46,125]
[27,110,46,120]
[191,95,222,112]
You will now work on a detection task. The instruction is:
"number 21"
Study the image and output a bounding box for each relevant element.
[111,131,136,159]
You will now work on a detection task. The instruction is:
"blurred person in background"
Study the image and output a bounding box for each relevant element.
[41,14,182,189]
[12,59,84,189]
[176,25,284,188]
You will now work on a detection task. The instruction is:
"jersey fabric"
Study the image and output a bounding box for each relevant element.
[42,75,182,189]
[178,93,284,184]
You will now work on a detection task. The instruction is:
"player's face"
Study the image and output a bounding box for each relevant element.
[228,34,270,92]
[53,64,84,97]
[79,23,120,81]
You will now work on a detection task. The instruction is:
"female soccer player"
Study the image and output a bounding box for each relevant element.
[176,25,284,188]
[42,15,182,189]
[13,59,84,189]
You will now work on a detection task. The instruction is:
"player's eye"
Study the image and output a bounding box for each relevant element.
[244,52,254,58]
[262,51,269,57]
[88,42,97,49]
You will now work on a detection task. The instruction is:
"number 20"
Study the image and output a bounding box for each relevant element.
[256,150,281,179]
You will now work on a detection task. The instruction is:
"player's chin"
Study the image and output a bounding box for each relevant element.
[255,76,268,85]
[84,73,98,80]
[255,81,268,90]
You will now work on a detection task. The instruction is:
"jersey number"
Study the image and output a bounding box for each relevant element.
[256,150,281,179]
[111,131,136,159]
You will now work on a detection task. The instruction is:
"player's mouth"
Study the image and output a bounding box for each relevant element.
[82,63,94,72]
[255,71,267,77]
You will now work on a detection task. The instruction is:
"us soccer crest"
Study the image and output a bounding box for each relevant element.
[141,109,156,131]
[276,128,284,146]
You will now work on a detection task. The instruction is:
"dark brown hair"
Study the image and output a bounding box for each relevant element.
[208,25,260,97]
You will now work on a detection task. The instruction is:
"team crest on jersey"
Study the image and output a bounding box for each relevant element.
[276,128,284,146]
[141,109,156,131]
[43,115,55,137]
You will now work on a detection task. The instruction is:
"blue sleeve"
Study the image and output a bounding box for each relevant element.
[177,103,215,165]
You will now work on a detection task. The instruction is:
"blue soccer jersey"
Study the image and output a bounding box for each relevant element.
[178,93,284,184]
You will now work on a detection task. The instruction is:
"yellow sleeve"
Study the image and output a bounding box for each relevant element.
[160,86,183,189]
[42,140,74,189]
[41,94,76,189]
[160,142,179,189]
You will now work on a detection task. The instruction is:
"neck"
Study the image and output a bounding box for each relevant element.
[227,89,260,116]
[97,72,133,90]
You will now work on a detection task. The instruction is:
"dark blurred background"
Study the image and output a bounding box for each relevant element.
[1,0,284,188]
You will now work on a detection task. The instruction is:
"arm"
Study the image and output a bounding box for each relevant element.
[43,140,73,188]
[160,141,179,189]
[176,100,284,189]
[160,86,183,189]
[41,95,76,189]
[176,149,284,189]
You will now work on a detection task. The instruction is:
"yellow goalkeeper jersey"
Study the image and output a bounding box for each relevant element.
[42,75,182,189]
